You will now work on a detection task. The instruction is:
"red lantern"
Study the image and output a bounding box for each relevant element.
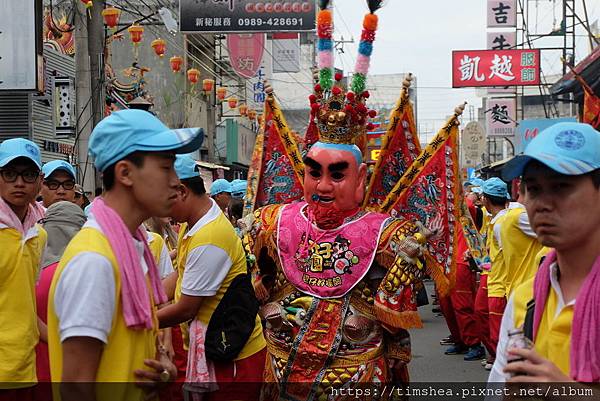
[169,56,182,73]
[238,103,248,116]
[128,25,144,45]
[227,97,238,109]
[151,38,166,58]
[216,87,227,101]
[101,7,120,28]
[80,0,93,9]
[202,79,215,92]
[187,68,200,84]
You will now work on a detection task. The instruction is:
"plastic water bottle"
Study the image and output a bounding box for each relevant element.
[506,328,534,377]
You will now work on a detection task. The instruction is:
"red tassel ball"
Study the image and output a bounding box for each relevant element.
[368,110,377,118]
[309,94,317,103]
[332,86,342,95]
[346,92,355,101]
[335,72,343,81]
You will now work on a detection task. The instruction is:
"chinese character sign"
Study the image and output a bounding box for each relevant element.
[487,31,516,50]
[461,121,486,168]
[180,0,316,32]
[227,33,265,79]
[487,0,516,28]
[486,98,516,137]
[272,33,301,73]
[452,49,540,87]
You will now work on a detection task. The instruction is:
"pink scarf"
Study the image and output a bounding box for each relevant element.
[533,250,600,382]
[0,196,44,235]
[91,197,167,330]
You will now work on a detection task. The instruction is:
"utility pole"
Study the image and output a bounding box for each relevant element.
[88,1,105,129]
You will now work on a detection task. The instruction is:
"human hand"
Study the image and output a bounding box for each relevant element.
[134,358,177,399]
[504,347,572,383]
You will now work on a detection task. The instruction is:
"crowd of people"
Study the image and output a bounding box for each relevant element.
[1,108,599,401]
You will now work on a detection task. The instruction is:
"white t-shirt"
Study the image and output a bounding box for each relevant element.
[147,231,175,279]
[488,262,575,384]
[180,199,232,297]
[53,216,149,344]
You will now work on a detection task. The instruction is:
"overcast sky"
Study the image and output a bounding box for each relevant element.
[334,0,600,138]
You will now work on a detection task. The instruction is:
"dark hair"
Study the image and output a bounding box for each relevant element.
[484,193,507,207]
[101,152,146,191]
[95,187,103,197]
[590,169,600,189]
[181,176,206,196]
[229,198,244,221]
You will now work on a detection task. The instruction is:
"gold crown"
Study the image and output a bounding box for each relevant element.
[310,75,376,146]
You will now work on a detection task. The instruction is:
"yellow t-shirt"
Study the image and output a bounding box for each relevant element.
[47,227,157,401]
[479,207,492,276]
[0,224,46,387]
[500,207,543,296]
[513,276,572,375]
[487,212,509,297]
[175,202,265,360]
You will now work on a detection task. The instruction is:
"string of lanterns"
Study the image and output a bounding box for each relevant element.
[100,5,255,120]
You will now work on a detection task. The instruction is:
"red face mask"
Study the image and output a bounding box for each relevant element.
[303,145,366,229]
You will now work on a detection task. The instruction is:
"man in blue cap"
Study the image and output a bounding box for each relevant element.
[230,179,247,199]
[46,110,203,401]
[0,138,47,395]
[210,178,232,213]
[40,160,78,208]
[158,155,265,401]
[490,122,600,384]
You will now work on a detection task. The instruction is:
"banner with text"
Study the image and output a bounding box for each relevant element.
[486,98,517,137]
[487,0,516,28]
[452,49,540,88]
[515,117,577,154]
[180,0,316,32]
[272,33,301,73]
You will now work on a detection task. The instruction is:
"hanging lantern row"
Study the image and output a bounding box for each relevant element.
[101,7,120,28]
[239,104,248,116]
[80,0,93,9]
[128,24,144,45]
[169,56,183,73]
[151,38,166,58]
[202,79,215,92]
[187,68,201,84]
[247,109,257,120]
[216,87,227,101]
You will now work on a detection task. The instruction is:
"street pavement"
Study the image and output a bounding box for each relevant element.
[408,281,490,382]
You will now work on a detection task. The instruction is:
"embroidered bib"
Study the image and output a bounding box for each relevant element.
[277,202,389,298]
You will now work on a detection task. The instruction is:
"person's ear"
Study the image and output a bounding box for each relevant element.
[114,160,136,188]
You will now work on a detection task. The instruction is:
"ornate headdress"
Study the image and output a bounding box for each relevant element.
[309,0,383,149]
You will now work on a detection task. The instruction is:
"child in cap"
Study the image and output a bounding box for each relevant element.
[46,110,203,401]
[0,138,47,395]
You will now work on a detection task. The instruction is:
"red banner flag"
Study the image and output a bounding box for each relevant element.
[582,87,600,130]
[381,118,462,295]
[364,86,421,210]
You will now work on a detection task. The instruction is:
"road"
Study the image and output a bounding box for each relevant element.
[408,281,490,382]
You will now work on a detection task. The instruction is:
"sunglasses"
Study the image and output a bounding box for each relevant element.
[0,169,40,184]
[44,179,76,190]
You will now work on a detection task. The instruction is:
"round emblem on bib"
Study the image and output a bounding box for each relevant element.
[25,144,39,156]
[554,130,585,150]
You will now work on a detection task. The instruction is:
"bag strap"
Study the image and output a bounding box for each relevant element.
[523,298,535,341]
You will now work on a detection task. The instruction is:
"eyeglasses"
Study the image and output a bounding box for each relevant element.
[0,169,40,184]
[44,179,76,190]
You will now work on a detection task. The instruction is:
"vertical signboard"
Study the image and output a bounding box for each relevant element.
[461,121,487,168]
[487,0,517,28]
[272,33,301,73]
[487,31,516,50]
[227,33,265,79]
[486,98,517,136]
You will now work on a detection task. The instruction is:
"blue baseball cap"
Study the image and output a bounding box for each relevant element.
[174,155,200,180]
[89,109,204,172]
[481,177,510,199]
[231,179,247,198]
[0,138,42,169]
[503,122,600,180]
[210,179,232,196]
[42,160,76,180]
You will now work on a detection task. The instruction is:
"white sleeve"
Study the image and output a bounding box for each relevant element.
[54,252,116,344]
[488,293,516,384]
[181,245,232,297]
[493,222,503,248]
[158,242,174,279]
[517,211,537,238]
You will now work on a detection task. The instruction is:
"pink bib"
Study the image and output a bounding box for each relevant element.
[277,202,389,298]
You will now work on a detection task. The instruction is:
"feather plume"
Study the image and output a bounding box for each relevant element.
[319,0,331,10]
[367,0,383,13]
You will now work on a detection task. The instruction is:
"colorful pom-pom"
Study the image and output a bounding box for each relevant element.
[363,13,378,31]
[358,41,373,57]
[368,110,377,118]
[362,91,370,98]
[317,9,332,25]
[317,24,333,39]
[350,73,366,95]
[344,104,354,113]
[361,29,376,42]
[314,84,322,92]
[311,103,320,112]
[354,54,371,75]
[357,103,368,113]
[332,86,342,95]
[318,51,334,69]
[367,123,375,130]
[335,72,343,81]
[309,94,317,103]
[346,92,355,101]
[317,38,333,51]
[319,68,333,90]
